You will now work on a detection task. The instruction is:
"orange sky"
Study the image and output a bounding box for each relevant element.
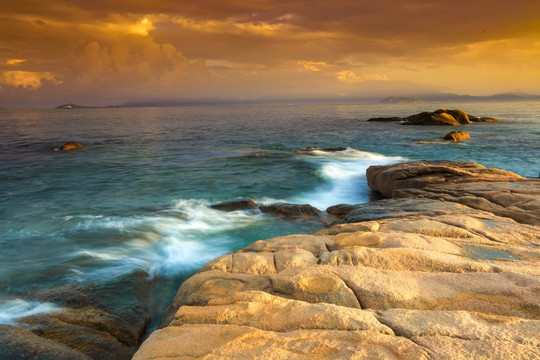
[1,0,540,107]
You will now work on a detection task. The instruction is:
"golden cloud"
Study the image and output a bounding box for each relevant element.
[297,61,334,72]
[5,59,27,65]
[0,71,61,89]
[337,70,388,83]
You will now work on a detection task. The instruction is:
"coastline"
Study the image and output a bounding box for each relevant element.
[133,161,540,359]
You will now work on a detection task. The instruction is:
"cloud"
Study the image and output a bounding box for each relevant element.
[1,0,540,106]
[0,71,61,89]
[297,61,334,72]
[337,70,388,83]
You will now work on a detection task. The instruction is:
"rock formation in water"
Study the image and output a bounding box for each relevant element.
[1,272,152,360]
[59,142,83,151]
[443,131,471,142]
[368,109,501,125]
[133,161,540,359]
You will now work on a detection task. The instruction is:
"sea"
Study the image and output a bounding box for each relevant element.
[1,102,539,330]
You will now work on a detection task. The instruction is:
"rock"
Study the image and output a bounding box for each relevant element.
[366,161,540,225]
[434,109,471,124]
[210,198,258,211]
[259,202,321,218]
[367,117,403,122]
[476,117,501,122]
[134,161,540,360]
[443,131,471,142]
[402,111,461,125]
[60,142,82,151]
[302,146,347,152]
[366,161,524,198]
[325,203,354,218]
[22,271,152,360]
[0,324,91,360]
[297,146,364,153]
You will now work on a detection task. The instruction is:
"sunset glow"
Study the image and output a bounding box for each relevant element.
[1,0,540,107]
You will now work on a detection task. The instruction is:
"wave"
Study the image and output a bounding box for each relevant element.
[65,200,263,281]
[0,298,59,325]
[291,148,405,209]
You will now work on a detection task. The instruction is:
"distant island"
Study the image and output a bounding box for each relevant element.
[55,103,120,109]
[379,92,540,104]
[53,91,540,109]
[379,96,426,104]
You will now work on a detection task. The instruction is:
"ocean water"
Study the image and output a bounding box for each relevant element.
[1,102,539,326]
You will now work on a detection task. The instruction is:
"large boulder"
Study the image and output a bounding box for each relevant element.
[366,161,540,225]
[402,111,461,125]
[443,131,471,142]
[434,109,471,124]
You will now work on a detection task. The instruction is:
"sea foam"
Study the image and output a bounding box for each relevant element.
[291,148,405,209]
[66,199,262,280]
[0,298,59,325]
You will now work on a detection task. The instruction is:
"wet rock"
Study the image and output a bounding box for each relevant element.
[0,324,91,360]
[475,117,501,122]
[60,142,82,151]
[21,271,153,360]
[325,203,354,218]
[443,131,471,142]
[367,117,403,122]
[259,202,321,218]
[210,198,258,212]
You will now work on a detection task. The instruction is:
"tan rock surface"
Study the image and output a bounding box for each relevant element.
[135,162,540,360]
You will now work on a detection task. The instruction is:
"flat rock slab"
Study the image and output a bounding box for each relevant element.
[135,162,540,360]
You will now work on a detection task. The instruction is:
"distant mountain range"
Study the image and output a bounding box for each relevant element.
[55,92,540,109]
[379,92,540,104]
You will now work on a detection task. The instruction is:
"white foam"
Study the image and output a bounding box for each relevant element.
[65,199,262,280]
[292,149,406,209]
[0,298,59,325]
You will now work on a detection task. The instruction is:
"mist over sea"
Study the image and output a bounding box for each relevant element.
[1,102,539,327]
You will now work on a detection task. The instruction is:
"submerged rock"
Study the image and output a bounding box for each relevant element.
[60,142,82,151]
[258,203,321,218]
[16,271,153,360]
[297,146,364,153]
[475,117,501,122]
[367,117,403,122]
[443,131,471,142]
[210,198,258,212]
[0,325,91,360]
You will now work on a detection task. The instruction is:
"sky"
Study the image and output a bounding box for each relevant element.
[1,0,540,107]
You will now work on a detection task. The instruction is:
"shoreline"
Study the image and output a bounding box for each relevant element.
[134,161,540,360]
[2,160,539,359]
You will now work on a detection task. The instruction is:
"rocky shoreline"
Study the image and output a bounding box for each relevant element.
[133,161,540,360]
[2,160,538,359]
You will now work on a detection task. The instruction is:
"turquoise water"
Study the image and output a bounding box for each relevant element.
[0,102,539,325]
